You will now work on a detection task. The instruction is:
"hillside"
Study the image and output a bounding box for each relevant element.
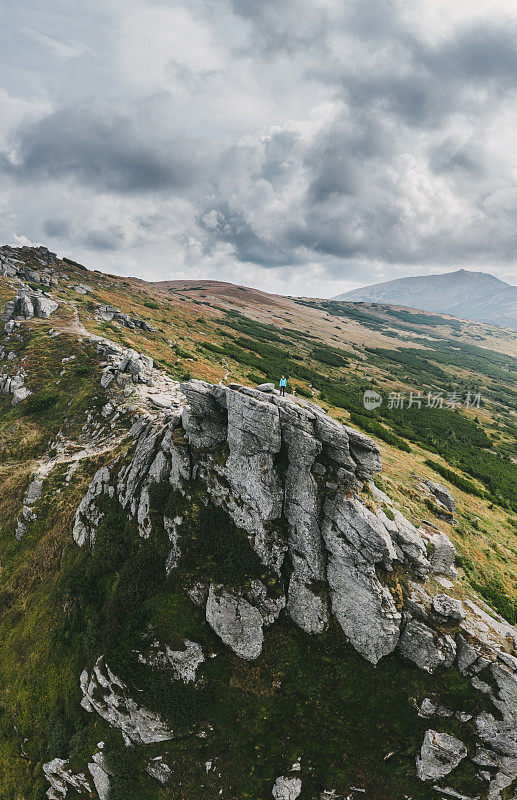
[333,269,517,330]
[0,245,516,800]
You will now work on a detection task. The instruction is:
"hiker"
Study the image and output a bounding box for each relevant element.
[279,375,287,396]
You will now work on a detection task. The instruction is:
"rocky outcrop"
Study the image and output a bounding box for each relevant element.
[96,304,154,332]
[88,749,110,800]
[138,639,204,682]
[42,758,91,799]
[68,379,517,795]
[0,245,58,286]
[272,774,302,800]
[398,618,456,672]
[146,755,172,784]
[73,380,436,665]
[416,730,467,781]
[80,656,174,745]
[0,369,31,406]
[96,341,154,388]
[432,594,465,621]
[2,287,58,331]
[425,480,456,513]
[206,584,265,660]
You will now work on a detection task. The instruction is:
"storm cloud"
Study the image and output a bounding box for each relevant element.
[0,0,516,295]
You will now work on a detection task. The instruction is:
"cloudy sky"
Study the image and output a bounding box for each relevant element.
[1,0,517,296]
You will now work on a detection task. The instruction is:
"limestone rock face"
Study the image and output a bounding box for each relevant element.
[139,639,204,683]
[272,774,302,800]
[205,585,264,660]
[391,510,430,578]
[42,758,91,799]
[416,730,467,780]
[323,527,401,664]
[425,480,456,512]
[80,657,174,745]
[428,530,458,578]
[432,594,465,621]
[88,751,110,800]
[397,618,456,672]
[475,661,517,799]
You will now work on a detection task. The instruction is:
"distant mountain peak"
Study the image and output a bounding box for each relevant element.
[332,268,517,330]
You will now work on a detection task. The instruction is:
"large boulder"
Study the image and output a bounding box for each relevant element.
[397,618,456,672]
[416,730,467,781]
[80,657,174,745]
[205,585,264,660]
[432,594,465,621]
[323,530,401,664]
[425,480,456,513]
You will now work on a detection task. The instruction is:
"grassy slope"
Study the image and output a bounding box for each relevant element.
[0,251,515,799]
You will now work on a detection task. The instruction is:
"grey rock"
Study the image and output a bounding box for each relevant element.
[206,584,264,660]
[34,296,59,318]
[146,756,172,784]
[425,480,456,512]
[475,662,517,799]
[391,510,430,578]
[80,656,174,745]
[325,497,397,569]
[43,758,91,799]
[255,382,276,392]
[432,594,465,621]
[150,394,172,409]
[428,530,458,578]
[139,639,204,683]
[346,426,382,479]
[11,386,31,405]
[272,774,302,800]
[245,580,286,626]
[417,698,454,718]
[416,730,467,781]
[456,635,488,675]
[88,752,110,800]
[398,619,456,672]
[323,528,401,664]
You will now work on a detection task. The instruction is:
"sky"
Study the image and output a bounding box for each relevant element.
[1,0,517,297]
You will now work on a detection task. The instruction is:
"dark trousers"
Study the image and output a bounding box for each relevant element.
[280,386,285,396]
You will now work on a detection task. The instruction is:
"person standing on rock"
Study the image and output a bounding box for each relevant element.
[279,375,287,396]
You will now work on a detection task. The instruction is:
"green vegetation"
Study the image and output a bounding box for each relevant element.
[424,460,485,498]
[349,412,411,452]
[23,389,59,414]
[311,343,351,367]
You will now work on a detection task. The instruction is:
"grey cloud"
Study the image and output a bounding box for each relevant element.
[43,216,71,238]
[428,137,485,177]
[1,104,201,193]
[198,201,294,266]
[1,0,517,289]
[423,23,517,83]
[81,226,125,250]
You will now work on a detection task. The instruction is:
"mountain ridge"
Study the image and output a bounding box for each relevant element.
[333,268,517,330]
[1,244,516,800]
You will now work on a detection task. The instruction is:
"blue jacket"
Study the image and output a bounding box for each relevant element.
[279,377,287,387]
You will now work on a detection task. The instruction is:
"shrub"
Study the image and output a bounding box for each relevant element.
[349,412,411,452]
[424,460,484,498]
[24,390,59,414]
[472,577,516,624]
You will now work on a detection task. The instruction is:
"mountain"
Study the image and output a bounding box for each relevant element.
[333,269,517,330]
[1,245,516,800]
